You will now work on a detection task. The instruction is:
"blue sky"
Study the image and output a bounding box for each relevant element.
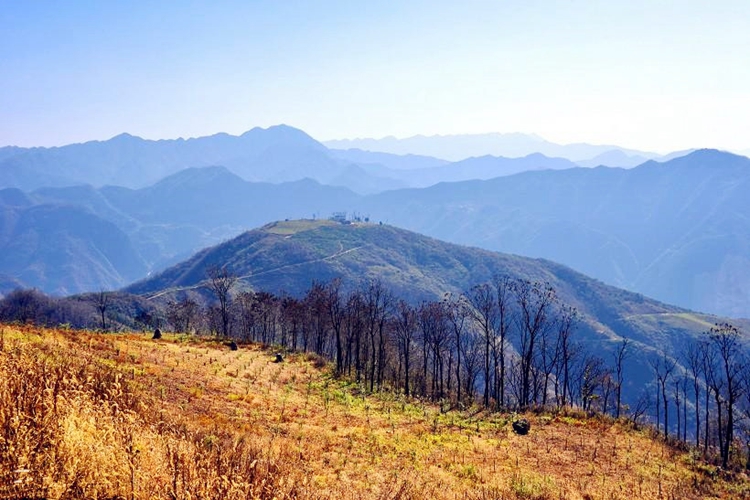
[1,1,749,153]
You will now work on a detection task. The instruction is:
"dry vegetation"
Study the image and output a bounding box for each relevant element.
[1,324,748,500]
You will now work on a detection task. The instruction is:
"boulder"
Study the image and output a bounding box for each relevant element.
[512,418,531,435]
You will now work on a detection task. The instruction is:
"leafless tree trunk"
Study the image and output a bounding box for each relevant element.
[467,283,497,407]
[613,338,630,418]
[651,353,676,439]
[395,300,417,397]
[708,323,745,468]
[207,266,237,337]
[512,280,556,409]
[96,290,109,331]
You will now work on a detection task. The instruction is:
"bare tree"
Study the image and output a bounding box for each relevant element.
[650,353,676,439]
[235,291,257,341]
[206,266,237,337]
[345,290,366,380]
[445,294,468,405]
[613,338,631,418]
[629,391,651,428]
[363,279,391,392]
[167,297,199,334]
[460,328,483,403]
[707,323,745,468]
[95,290,110,331]
[684,340,704,448]
[0,288,50,325]
[394,300,417,396]
[572,352,607,413]
[493,275,514,408]
[326,279,346,375]
[673,374,684,442]
[512,280,556,409]
[553,305,578,408]
[466,283,497,407]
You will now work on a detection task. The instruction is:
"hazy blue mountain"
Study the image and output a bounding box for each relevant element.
[0,203,148,295]
[0,188,33,209]
[91,167,361,269]
[0,125,382,193]
[328,149,576,188]
[325,164,408,194]
[0,146,24,162]
[328,148,449,170]
[652,149,697,163]
[5,142,750,318]
[0,274,24,297]
[3,125,668,195]
[100,166,359,229]
[390,153,578,187]
[324,133,659,163]
[2,171,362,294]
[357,149,750,317]
[575,149,651,168]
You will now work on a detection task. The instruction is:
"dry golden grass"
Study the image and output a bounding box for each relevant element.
[1,324,749,499]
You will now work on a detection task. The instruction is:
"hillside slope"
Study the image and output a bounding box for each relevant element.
[2,325,746,499]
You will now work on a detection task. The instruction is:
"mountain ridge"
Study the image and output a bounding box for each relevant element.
[359,149,750,317]
[324,132,662,163]
[3,146,750,317]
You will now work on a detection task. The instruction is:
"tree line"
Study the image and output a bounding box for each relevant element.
[651,323,750,469]
[187,270,631,416]
[2,268,749,469]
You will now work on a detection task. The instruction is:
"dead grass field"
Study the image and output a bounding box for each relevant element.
[1,324,748,499]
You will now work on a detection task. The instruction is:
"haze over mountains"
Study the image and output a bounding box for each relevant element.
[0,125,693,194]
[360,149,750,318]
[325,132,662,165]
[1,125,750,320]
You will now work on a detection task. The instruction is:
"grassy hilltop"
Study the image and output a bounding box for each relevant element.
[2,324,748,499]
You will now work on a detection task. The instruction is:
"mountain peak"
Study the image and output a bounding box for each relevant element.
[108,132,142,143]
[151,165,242,189]
[686,148,742,159]
[238,124,326,151]
[661,148,749,168]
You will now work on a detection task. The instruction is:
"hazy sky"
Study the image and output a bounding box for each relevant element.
[2,1,749,153]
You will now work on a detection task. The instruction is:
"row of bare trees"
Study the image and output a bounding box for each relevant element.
[187,270,631,414]
[0,288,142,331]
[650,323,749,468]
[197,270,750,469]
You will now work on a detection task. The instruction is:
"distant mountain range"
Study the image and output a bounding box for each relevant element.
[359,149,750,318]
[0,125,406,195]
[0,126,701,196]
[2,125,749,319]
[324,132,665,164]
